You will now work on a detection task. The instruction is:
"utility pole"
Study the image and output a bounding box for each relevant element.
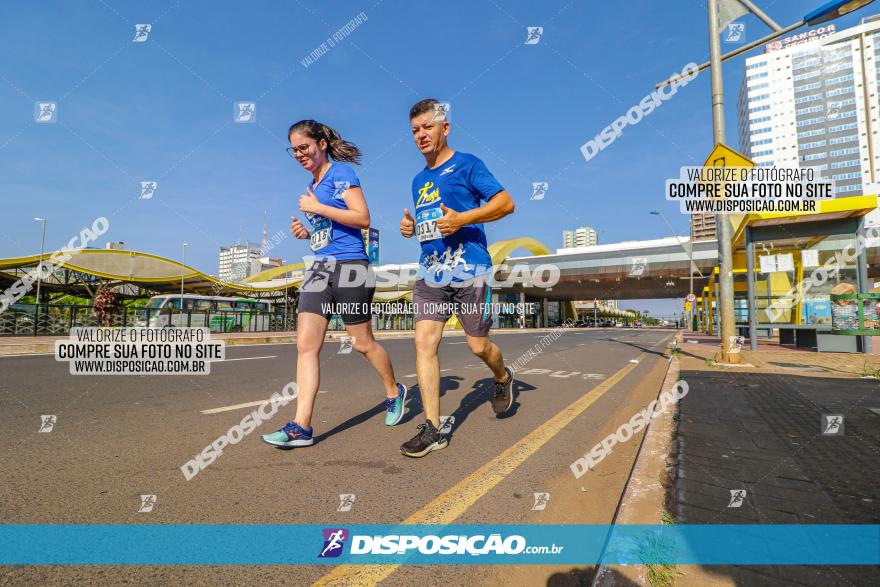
[707,0,739,363]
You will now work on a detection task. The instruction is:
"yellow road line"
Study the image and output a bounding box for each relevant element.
[313,353,645,586]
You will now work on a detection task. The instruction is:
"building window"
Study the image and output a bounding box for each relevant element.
[828,122,858,132]
[797,116,825,127]
[796,105,824,115]
[825,74,855,86]
[798,129,825,139]
[829,147,860,157]
[793,58,820,71]
[831,159,860,169]
[829,134,858,145]
[794,81,822,93]
[826,86,855,97]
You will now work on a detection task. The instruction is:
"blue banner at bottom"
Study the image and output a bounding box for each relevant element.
[1,524,877,565]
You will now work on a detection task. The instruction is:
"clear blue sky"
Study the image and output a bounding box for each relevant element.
[1,1,872,316]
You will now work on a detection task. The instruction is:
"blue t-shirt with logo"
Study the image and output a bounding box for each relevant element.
[411,152,504,284]
[304,163,368,262]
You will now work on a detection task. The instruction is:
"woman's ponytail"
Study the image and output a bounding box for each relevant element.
[288,120,362,165]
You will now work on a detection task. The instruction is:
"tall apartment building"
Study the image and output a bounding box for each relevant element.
[690,214,718,242]
[738,17,880,225]
[562,226,599,248]
[218,241,281,283]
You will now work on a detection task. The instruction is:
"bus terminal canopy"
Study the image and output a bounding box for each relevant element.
[0,248,298,299]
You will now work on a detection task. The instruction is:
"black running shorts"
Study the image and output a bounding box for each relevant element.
[297,259,375,325]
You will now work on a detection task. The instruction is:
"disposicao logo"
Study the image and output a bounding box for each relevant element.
[319,528,349,558]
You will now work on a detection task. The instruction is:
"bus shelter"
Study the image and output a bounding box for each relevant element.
[731,195,878,353]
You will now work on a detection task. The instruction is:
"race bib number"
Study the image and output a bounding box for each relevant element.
[416,208,442,243]
[310,217,332,251]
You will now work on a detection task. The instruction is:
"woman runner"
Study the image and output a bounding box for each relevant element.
[262,120,407,448]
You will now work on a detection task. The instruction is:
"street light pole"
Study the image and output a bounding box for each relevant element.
[34,217,46,313]
[181,243,188,298]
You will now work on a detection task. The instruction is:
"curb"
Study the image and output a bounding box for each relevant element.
[592,332,683,586]
[0,325,660,357]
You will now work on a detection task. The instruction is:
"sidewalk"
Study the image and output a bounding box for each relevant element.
[679,332,880,378]
[672,338,880,585]
[596,335,879,586]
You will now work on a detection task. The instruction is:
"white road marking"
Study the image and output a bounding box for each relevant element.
[447,341,468,345]
[201,400,271,414]
[202,391,325,414]
[405,369,451,377]
[222,355,277,362]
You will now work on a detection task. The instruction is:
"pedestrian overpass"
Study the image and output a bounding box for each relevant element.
[0,236,711,303]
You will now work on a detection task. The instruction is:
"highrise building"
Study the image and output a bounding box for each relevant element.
[562,226,598,248]
[737,17,880,223]
[218,241,281,283]
[690,213,717,242]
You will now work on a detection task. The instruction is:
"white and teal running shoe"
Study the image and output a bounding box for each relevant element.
[384,383,408,426]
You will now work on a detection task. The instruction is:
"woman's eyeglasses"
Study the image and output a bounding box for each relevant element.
[286,143,311,158]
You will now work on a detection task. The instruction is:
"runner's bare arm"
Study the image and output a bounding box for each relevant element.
[458,190,514,225]
[436,190,514,235]
[298,186,371,230]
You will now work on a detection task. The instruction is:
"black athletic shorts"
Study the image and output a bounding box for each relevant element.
[413,278,493,337]
[297,259,375,325]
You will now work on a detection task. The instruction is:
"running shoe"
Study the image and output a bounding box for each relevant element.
[400,421,448,458]
[492,367,515,415]
[261,421,314,447]
[384,383,408,426]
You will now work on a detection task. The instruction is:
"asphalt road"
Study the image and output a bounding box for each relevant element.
[0,327,674,586]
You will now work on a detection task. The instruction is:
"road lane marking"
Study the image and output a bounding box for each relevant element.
[200,390,326,414]
[447,341,468,344]
[314,353,646,586]
[404,369,451,378]
[221,355,277,362]
[201,400,270,414]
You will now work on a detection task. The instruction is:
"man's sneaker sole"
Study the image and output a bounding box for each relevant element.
[400,437,448,458]
[495,367,515,414]
[385,385,408,427]
[261,436,314,448]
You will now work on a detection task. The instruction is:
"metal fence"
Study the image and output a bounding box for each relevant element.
[0,304,297,337]
[0,304,421,336]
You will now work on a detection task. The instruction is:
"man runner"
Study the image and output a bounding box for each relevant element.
[399,98,516,458]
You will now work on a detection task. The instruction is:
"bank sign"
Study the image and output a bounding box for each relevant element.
[764,25,836,53]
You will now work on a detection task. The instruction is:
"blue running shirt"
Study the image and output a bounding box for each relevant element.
[304,163,368,261]
[410,152,504,284]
